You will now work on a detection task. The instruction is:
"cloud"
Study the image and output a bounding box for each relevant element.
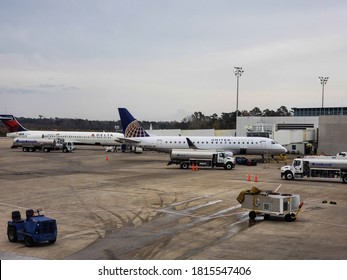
[0,84,79,95]
[0,87,41,95]
[31,84,79,91]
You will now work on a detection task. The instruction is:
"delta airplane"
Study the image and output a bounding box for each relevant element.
[118,108,287,155]
[0,114,123,146]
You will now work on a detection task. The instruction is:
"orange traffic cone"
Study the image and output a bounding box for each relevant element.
[247,174,251,181]
[192,164,195,171]
[195,164,199,171]
[254,174,258,182]
[106,155,109,161]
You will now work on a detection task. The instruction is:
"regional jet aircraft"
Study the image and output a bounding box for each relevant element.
[118,108,287,155]
[0,114,123,146]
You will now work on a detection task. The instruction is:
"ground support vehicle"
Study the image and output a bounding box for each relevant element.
[237,187,303,222]
[167,149,235,170]
[7,209,58,247]
[11,137,75,153]
[281,157,347,183]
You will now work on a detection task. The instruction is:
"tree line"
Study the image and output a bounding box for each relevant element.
[0,106,291,136]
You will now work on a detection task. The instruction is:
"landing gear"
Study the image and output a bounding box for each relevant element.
[249,211,257,220]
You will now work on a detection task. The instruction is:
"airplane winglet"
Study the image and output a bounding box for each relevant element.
[186,137,198,149]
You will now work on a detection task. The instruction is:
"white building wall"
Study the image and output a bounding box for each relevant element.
[273,129,316,145]
[237,116,319,139]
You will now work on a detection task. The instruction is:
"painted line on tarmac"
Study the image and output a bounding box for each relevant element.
[0,202,27,209]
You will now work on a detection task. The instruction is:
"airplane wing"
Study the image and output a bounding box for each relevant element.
[116,137,142,145]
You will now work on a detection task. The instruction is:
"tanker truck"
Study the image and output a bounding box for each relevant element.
[281,157,347,183]
[11,138,75,153]
[167,149,235,170]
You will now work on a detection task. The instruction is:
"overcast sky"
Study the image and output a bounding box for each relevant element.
[0,0,346,122]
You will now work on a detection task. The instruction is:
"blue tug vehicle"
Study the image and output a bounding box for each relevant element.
[7,209,57,247]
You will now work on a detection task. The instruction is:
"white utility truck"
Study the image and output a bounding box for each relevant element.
[11,138,75,153]
[167,149,235,170]
[281,157,347,183]
[237,187,303,222]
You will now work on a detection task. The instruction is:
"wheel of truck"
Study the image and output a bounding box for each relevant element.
[290,213,296,222]
[48,239,56,244]
[285,214,295,222]
[224,162,234,170]
[43,147,49,152]
[284,171,294,180]
[7,227,18,242]
[342,174,347,184]
[63,147,68,152]
[180,162,189,169]
[24,236,34,247]
[28,147,34,152]
[22,147,28,152]
[249,211,256,220]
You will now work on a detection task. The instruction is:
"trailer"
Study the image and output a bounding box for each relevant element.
[237,187,303,222]
[167,149,235,170]
[11,137,75,153]
[281,157,347,183]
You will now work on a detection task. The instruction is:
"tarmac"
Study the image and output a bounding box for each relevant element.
[0,137,346,260]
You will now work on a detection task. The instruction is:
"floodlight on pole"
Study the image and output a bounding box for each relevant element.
[234,67,244,136]
[319,76,328,108]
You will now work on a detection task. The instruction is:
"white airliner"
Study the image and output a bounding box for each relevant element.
[0,114,123,146]
[118,108,287,155]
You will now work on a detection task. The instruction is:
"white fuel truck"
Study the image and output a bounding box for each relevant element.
[281,157,347,183]
[167,149,235,170]
[11,138,75,153]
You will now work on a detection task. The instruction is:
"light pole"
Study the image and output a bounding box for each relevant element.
[319,76,328,108]
[234,67,244,136]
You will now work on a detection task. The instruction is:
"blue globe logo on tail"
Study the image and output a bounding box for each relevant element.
[125,120,149,137]
[118,108,149,138]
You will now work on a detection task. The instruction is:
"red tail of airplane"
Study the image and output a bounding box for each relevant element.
[0,115,28,132]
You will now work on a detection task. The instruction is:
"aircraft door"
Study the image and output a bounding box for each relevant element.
[157,140,162,148]
[261,140,266,150]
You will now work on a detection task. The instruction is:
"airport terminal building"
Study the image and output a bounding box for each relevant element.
[151,107,347,156]
[238,107,347,155]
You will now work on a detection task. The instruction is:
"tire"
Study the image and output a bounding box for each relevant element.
[24,236,34,247]
[224,162,234,170]
[43,148,49,152]
[48,239,56,244]
[290,213,296,222]
[23,147,28,152]
[63,148,68,153]
[249,211,256,220]
[7,227,18,242]
[180,162,189,169]
[285,214,295,222]
[29,147,34,152]
[342,174,347,184]
[284,171,294,180]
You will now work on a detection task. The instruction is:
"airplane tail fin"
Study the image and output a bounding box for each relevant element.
[186,137,198,149]
[0,115,27,132]
[118,108,149,137]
